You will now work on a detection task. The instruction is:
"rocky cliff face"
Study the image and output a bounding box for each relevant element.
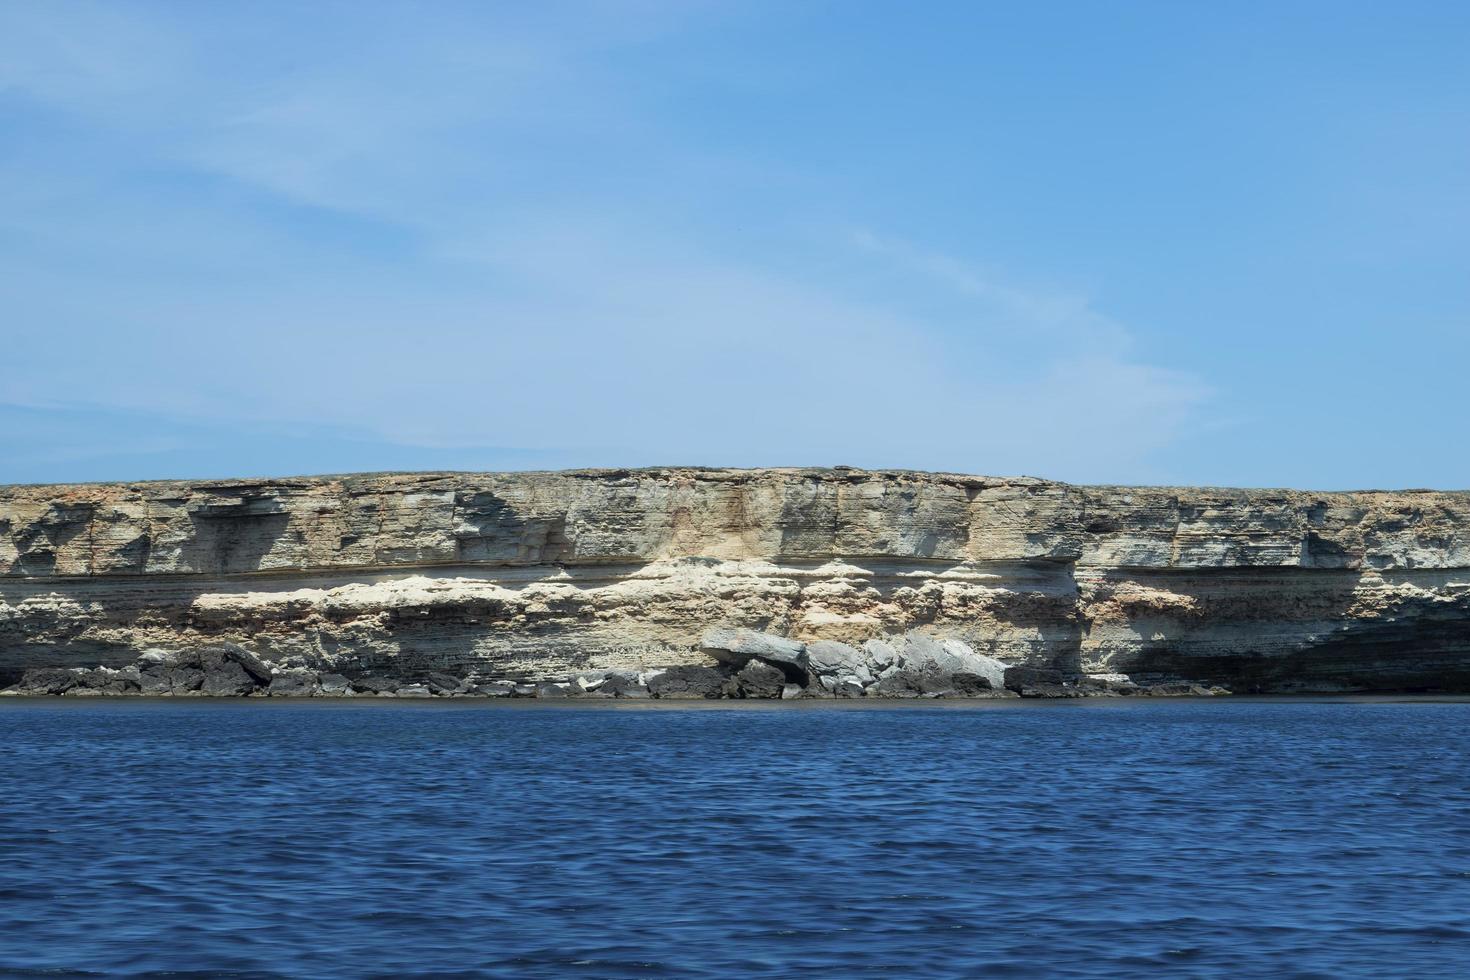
[3,467,1469,693]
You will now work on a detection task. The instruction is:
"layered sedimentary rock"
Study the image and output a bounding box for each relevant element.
[3,467,1469,694]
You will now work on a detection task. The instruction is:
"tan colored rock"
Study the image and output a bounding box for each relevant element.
[2,467,1468,692]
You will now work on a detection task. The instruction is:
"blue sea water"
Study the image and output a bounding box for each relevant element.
[2,699,1469,978]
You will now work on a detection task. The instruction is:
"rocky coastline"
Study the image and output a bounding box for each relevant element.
[3,466,1468,698]
[3,631,1227,700]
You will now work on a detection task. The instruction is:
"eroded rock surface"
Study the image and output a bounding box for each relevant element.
[3,467,1469,695]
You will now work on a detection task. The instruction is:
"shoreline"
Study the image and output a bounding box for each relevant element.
[6,693,1470,709]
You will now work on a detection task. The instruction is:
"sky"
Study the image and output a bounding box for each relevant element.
[2,1,1467,489]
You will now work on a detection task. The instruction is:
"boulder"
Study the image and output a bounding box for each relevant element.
[862,639,901,673]
[780,683,805,700]
[167,666,204,693]
[473,681,518,698]
[730,660,786,698]
[1017,684,1086,698]
[573,672,608,693]
[200,661,257,696]
[17,667,80,695]
[1145,682,1226,697]
[1003,666,1065,692]
[207,644,274,684]
[425,671,467,695]
[649,665,728,699]
[951,672,1001,697]
[600,674,650,698]
[700,628,806,673]
[76,668,113,689]
[169,649,204,670]
[138,666,172,695]
[395,684,434,698]
[1077,673,1138,694]
[868,670,924,698]
[352,676,400,694]
[76,667,139,694]
[533,682,572,699]
[318,673,352,695]
[805,640,866,681]
[899,635,1006,690]
[847,634,1011,698]
[267,670,320,697]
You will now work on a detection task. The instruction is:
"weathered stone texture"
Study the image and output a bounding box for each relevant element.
[2,467,1469,692]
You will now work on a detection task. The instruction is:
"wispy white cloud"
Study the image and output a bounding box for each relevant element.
[0,0,1210,483]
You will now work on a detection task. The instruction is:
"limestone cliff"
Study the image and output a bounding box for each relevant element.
[3,467,1469,692]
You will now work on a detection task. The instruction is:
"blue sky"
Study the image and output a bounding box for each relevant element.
[2,1,1467,488]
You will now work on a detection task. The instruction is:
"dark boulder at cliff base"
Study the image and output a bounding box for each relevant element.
[648,666,729,699]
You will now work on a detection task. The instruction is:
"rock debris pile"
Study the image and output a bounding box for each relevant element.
[3,632,1227,700]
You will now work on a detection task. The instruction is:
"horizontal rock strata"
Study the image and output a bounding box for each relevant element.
[3,467,1469,696]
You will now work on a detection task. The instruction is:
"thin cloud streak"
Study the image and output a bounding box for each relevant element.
[0,0,1212,484]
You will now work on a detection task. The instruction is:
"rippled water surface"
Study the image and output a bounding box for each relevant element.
[3,699,1470,977]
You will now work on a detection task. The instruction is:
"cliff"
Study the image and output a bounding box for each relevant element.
[3,467,1469,694]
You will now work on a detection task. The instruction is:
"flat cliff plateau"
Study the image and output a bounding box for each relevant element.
[3,467,1469,698]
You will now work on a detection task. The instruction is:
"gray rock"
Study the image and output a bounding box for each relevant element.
[138,667,172,695]
[869,670,925,698]
[1003,666,1065,693]
[168,666,204,693]
[1018,683,1085,699]
[474,681,518,698]
[267,670,319,697]
[863,639,901,672]
[1077,674,1139,695]
[423,671,466,694]
[534,682,572,699]
[17,667,80,695]
[731,660,786,698]
[395,684,433,698]
[600,674,650,698]
[75,667,139,694]
[170,649,204,670]
[200,661,257,696]
[896,634,1006,690]
[648,665,728,699]
[941,640,1006,689]
[806,639,865,680]
[574,672,607,693]
[951,672,1001,696]
[318,673,352,694]
[780,683,805,700]
[75,668,112,689]
[352,676,400,694]
[700,628,806,672]
[513,683,538,697]
[218,644,274,684]
[1144,682,1227,697]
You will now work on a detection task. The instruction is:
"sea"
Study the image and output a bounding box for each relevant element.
[2,698,1468,978]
